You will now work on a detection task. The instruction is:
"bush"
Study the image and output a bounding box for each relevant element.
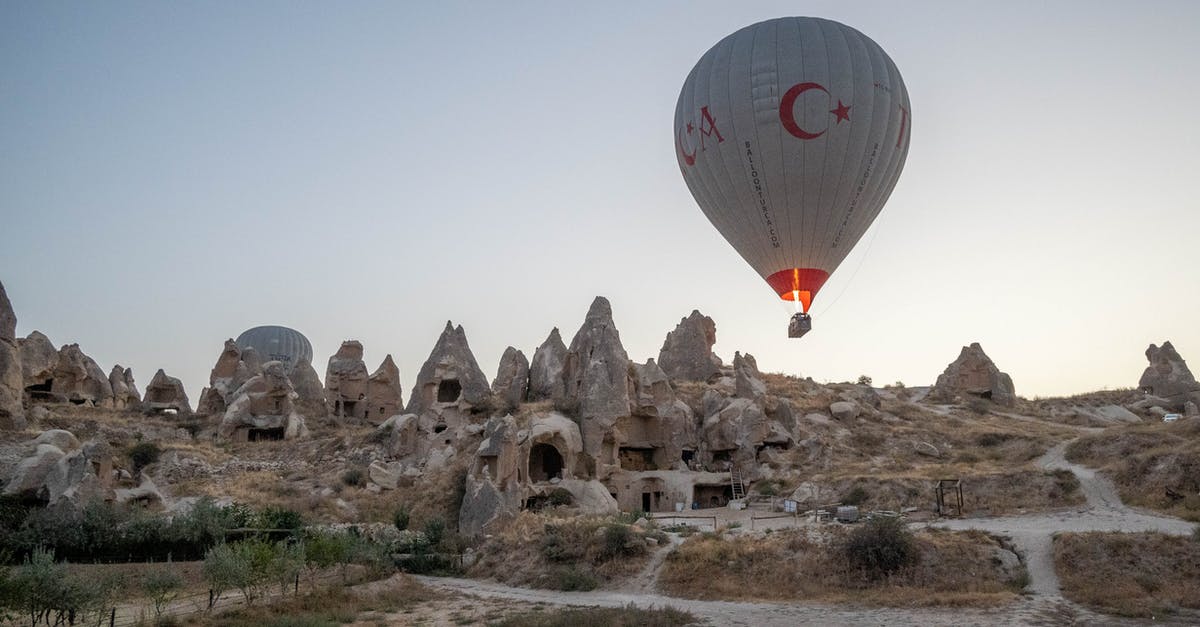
[341,468,366,487]
[975,432,1011,447]
[393,506,410,532]
[600,524,645,560]
[423,518,446,550]
[967,398,991,414]
[143,566,183,620]
[127,442,162,474]
[841,517,918,580]
[856,375,873,386]
[552,566,599,591]
[547,488,574,507]
[256,506,304,531]
[841,486,869,506]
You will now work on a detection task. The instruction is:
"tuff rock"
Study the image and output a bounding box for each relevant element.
[560,297,631,475]
[108,365,141,410]
[0,281,24,429]
[1138,342,1200,410]
[491,346,529,411]
[326,341,369,419]
[407,322,491,415]
[929,343,1016,407]
[143,369,191,414]
[527,328,567,401]
[219,361,308,440]
[365,355,404,424]
[657,310,722,382]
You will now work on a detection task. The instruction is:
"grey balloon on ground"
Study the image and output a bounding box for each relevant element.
[235,325,313,373]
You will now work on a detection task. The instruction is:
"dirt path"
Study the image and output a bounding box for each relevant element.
[619,535,681,594]
[935,440,1195,597]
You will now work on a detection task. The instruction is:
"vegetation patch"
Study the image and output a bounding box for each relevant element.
[1054,531,1200,617]
[659,526,1024,606]
[488,604,696,627]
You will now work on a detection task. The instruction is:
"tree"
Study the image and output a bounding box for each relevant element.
[143,566,183,621]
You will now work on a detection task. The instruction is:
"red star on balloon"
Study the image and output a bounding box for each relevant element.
[830,100,850,123]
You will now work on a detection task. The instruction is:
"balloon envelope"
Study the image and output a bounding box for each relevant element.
[235,325,313,372]
[675,17,910,312]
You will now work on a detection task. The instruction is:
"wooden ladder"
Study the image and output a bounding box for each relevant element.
[730,467,746,501]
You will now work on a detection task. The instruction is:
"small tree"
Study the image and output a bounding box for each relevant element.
[270,541,305,596]
[856,375,873,386]
[143,566,183,621]
[841,517,918,581]
[393,506,410,532]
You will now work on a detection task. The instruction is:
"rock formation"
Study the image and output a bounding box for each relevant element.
[929,343,1016,407]
[289,357,328,421]
[657,310,721,382]
[0,281,25,429]
[491,347,529,411]
[1138,342,1200,410]
[49,344,113,407]
[325,341,369,419]
[560,297,631,476]
[3,431,113,505]
[143,369,191,414]
[406,322,491,416]
[733,352,767,400]
[17,331,57,393]
[219,361,308,440]
[365,355,403,424]
[527,328,567,401]
[108,365,141,410]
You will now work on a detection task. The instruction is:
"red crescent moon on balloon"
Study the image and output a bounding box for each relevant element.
[779,82,828,140]
[676,126,696,166]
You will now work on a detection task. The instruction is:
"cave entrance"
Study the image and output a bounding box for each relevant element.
[248,427,286,442]
[618,447,658,471]
[437,379,462,403]
[335,399,358,418]
[529,443,564,482]
[693,484,734,509]
[25,380,54,401]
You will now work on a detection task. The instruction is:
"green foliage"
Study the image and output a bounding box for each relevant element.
[341,468,366,487]
[423,518,446,549]
[975,432,1011,447]
[547,488,574,507]
[841,517,918,580]
[143,565,183,619]
[754,479,782,496]
[492,604,695,626]
[6,547,117,626]
[127,441,162,474]
[841,485,870,506]
[856,375,873,386]
[600,524,646,560]
[550,566,599,591]
[255,506,304,531]
[203,539,282,605]
[614,509,647,525]
[393,506,410,532]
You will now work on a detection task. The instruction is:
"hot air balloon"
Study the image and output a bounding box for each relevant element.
[235,325,313,372]
[675,17,910,337]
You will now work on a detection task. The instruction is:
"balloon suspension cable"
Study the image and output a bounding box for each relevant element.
[811,212,887,318]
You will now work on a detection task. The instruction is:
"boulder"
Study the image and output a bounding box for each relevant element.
[657,310,721,382]
[49,344,113,407]
[377,413,420,458]
[560,297,631,471]
[143,369,191,414]
[17,331,57,391]
[219,361,307,440]
[829,401,860,421]
[458,470,521,539]
[407,322,491,415]
[733,352,767,400]
[3,437,113,505]
[290,357,328,420]
[326,341,369,419]
[528,328,567,401]
[1138,342,1200,410]
[0,281,24,429]
[1187,401,1200,418]
[491,347,529,410]
[1071,404,1141,425]
[368,460,404,489]
[914,441,941,458]
[626,359,696,466]
[33,429,80,452]
[108,365,141,410]
[929,343,1016,407]
[115,476,164,506]
[365,355,404,424]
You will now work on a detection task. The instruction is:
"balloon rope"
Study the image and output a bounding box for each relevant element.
[811,212,886,318]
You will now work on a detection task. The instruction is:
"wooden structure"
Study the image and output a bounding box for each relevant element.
[935,478,964,517]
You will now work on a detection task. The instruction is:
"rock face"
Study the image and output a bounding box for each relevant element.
[0,281,25,429]
[325,341,369,420]
[289,357,328,420]
[1138,342,1200,410]
[560,297,631,475]
[929,343,1016,407]
[17,331,57,392]
[491,347,529,411]
[733,352,767,400]
[50,344,113,407]
[527,328,567,401]
[657,310,721,382]
[3,432,113,505]
[406,322,491,416]
[219,361,308,440]
[365,355,404,424]
[108,365,141,410]
[143,369,191,414]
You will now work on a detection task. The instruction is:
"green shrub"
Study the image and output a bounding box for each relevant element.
[127,442,162,474]
[256,506,304,531]
[393,506,410,532]
[553,567,598,591]
[340,468,366,487]
[841,517,918,580]
[975,432,1011,447]
[547,488,574,507]
[842,485,869,506]
[600,524,645,560]
[423,518,446,550]
[143,566,183,619]
[856,375,873,386]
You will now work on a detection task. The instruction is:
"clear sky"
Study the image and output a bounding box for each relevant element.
[3,1,1198,402]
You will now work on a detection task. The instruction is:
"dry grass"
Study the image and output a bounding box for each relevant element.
[1065,419,1200,520]
[185,573,434,626]
[814,469,1082,516]
[489,605,696,627]
[1054,531,1200,618]
[658,526,1024,607]
[468,511,657,590]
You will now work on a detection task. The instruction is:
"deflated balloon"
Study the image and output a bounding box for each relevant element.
[235,325,313,372]
[675,17,911,313]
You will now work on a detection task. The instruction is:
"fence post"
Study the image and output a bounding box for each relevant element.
[208,589,215,610]
[109,608,115,627]
[294,572,299,594]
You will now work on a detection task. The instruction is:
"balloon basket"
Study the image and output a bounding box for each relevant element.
[788,313,812,339]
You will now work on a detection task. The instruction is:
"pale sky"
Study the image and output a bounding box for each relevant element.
[2,1,1198,402]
